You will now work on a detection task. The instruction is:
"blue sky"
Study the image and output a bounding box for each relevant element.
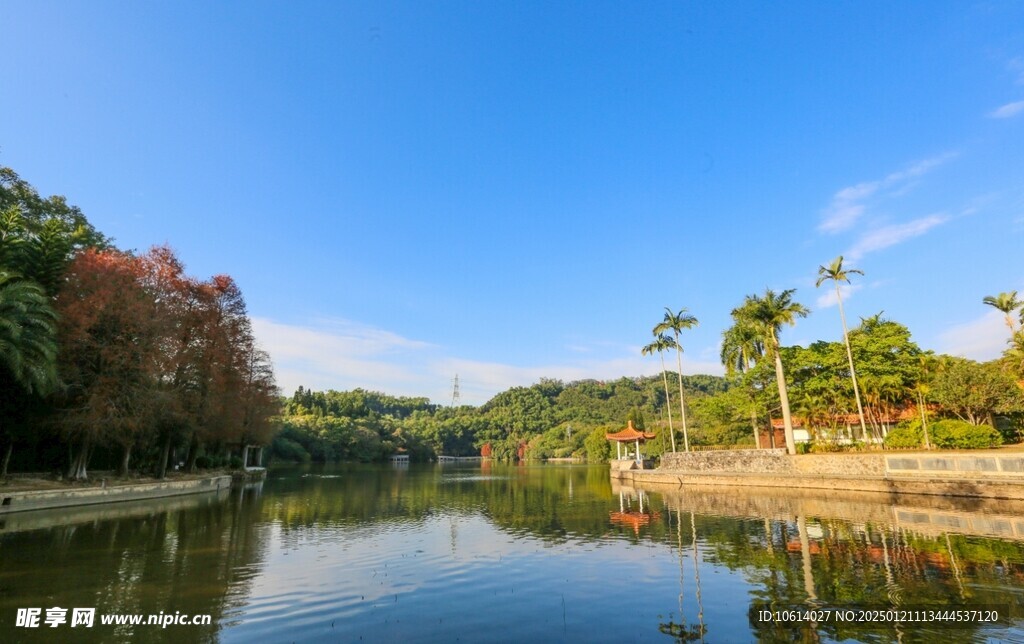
[2,1,1023,404]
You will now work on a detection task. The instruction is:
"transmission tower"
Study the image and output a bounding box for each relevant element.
[451,374,461,407]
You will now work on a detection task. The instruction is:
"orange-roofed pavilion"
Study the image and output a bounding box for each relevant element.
[606,420,656,462]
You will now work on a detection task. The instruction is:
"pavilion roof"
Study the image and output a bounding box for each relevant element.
[605,420,657,442]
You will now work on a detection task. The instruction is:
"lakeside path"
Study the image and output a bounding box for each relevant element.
[0,472,235,514]
[614,445,1024,501]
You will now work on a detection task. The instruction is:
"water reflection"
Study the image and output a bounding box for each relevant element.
[0,484,268,643]
[620,480,1024,643]
[1,464,1023,642]
[609,486,661,536]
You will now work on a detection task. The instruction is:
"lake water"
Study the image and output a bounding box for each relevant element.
[2,462,1024,643]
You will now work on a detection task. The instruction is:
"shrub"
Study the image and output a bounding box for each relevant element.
[884,419,924,449]
[270,436,311,463]
[195,455,214,469]
[807,440,862,453]
[930,419,1002,450]
[229,456,244,470]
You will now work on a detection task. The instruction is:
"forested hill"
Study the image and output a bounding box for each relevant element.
[273,374,731,463]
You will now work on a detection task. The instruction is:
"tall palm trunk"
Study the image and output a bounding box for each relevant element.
[660,353,676,452]
[835,284,868,439]
[741,350,761,449]
[918,390,931,449]
[771,334,797,455]
[673,340,690,452]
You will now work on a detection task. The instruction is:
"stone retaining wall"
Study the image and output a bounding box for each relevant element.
[795,454,886,476]
[659,448,793,473]
[658,450,1017,479]
[639,449,1024,500]
[621,468,1024,501]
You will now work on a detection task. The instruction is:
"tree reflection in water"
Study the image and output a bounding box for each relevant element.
[4,464,1024,643]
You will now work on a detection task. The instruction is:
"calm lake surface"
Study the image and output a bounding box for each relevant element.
[2,462,1024,643]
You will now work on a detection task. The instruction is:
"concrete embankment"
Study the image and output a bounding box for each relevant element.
[613,449,1024,501]
[0,475,233,515]
[612,477,1024,542]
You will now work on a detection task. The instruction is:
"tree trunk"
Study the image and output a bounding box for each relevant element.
[660,354,676,452]
[918,391,931,449]
[1,440,12,478]
[836,285,868,439]
[67,438,91,481]
[185,432,199,473]
[674,343,690,452]
[750,408,760,449]
[118,444,132,477]
[772,340,797,455]
[158,434,172,479]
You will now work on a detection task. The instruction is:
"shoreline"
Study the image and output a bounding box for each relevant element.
[0,473,237,515]
[613,448,1024,501]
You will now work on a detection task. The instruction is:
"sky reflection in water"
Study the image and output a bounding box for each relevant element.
[2,463,1024,643]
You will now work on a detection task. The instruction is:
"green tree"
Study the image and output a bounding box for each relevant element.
[0,272,59,476]
[721,317,766,447]
[642,333,676,451]
[816,256,868,439]
[1003,330,1024,382]
[0,272,58,395]
[0,166,108,295]
[982,291,1022,336]
[735,289,809,455]
[655,307,698,452]
[931,358,1024,426]
[584,425,612,461]
[848,315,924,439]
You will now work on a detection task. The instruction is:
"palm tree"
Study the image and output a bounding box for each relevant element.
[983,291,1022,336]
[655,307,698,452]
[721,319,766,447]
[734,289,809,455]
[0,271,59,476]
[1004,330,1024,385]
[642,333,677,452]
[816,256,868,441]
[0,272,59,393]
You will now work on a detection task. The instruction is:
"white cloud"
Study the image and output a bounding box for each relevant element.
[989,100,1024,119]
[252,317,440,396]
[819,184,876,234]
[936,310,1013,362]
[818,153,956,234]
[815,283,862,309]
[844,214,949,260]
[253,317,724,406]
